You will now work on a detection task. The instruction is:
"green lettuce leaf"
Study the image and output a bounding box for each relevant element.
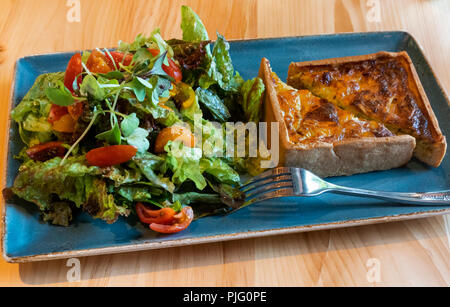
[42,202,73,227]
[132,152,175,192]
[116,185,154,204]
[198,33,240,92]
[164,141,206,190]
[11,156,100,211]
[100,164,142,186]
[180,5,210,42]
[200,157,241,185]
[195,87,230,122]
[11,73,63,146]
[12,156,130,224]
[239,77,265,123]
[83,177,130,223]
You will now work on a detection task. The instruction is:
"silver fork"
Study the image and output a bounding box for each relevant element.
[232,167,450,213]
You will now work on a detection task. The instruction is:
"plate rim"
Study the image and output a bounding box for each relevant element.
[2,30,450,263]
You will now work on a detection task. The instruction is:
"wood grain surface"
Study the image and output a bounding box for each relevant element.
[0,0,449,286]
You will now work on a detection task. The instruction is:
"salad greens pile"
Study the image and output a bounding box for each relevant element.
[7,6,266,229]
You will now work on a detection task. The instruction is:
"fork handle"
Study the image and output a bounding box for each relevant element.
[329,185,450,205]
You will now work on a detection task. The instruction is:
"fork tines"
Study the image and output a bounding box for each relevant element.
[240,167,295,202]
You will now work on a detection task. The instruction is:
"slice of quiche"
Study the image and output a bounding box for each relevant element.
[287,51,446,167]
[259,58,416,177]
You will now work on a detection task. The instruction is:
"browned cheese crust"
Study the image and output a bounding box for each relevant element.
[287,51,446,167]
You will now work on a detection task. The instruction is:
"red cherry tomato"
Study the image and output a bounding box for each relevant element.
[86,50,113,74]
[48,104,69,123]
[135,203,176,225]
[26,141,67,162]
[148,48,182,82]
[149,206,194,234]
[64,53,83,94]
[105,51,133,69]
[86,145,137,167]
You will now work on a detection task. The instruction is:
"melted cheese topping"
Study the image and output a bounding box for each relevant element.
[287,55,437,143]
[271,73,393,145]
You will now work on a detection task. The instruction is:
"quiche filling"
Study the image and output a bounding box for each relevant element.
[271,72,394,145]
[286,55,436,140]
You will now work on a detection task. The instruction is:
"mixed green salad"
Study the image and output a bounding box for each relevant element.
[5,6,266,233]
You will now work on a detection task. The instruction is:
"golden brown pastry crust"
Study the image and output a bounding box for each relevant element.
[260,58,416,177]
[287,51,446,167]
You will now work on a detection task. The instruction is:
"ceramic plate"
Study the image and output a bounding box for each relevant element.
[3,31,450,262]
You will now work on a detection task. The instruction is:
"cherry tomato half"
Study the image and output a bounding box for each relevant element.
[105,51,133,69]
[154,125,196,153]
[26,141,67,162]
[148,48,182,82]
[135,203,176,225]
[149,206,194,234]
[64,53,83,94]
[86,145,137,167]
[86,50,113,74]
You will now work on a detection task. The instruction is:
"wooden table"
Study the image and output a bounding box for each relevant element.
[0,0,449,287]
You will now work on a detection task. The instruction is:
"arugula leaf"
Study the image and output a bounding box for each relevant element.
[126,78,146,102]
[45,83,75,106]
[80,75,106,101]
[99,71,125,80]
[96,122,121,145]
[148,51,170,77]
[133,47,153,66]
[136,76,153,89]
[195,87,230,122]
[181,5,209,42]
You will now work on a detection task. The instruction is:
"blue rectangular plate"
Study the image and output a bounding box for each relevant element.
[3,31,450,262]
